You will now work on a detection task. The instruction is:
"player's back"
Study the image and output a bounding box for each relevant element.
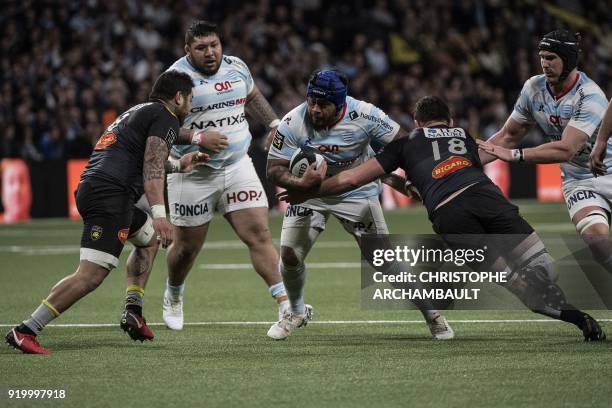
[83,102,178,197]
[378,126,490,216]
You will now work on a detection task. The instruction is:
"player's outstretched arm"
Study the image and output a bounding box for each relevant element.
[478,125,586,164]
[143,136,173,248]
[279,159,385,204]
[590,99,612,176]
[246,85,280,152]
[479,118,531,164]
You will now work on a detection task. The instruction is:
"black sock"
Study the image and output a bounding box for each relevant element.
[125,304,142,316]
[560,308,587,328]
[16,323,36,336]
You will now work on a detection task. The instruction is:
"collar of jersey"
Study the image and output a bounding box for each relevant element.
[546,72,580,101]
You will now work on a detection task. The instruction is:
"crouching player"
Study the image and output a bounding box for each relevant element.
[281,96,606,341]
[5,71,207,354]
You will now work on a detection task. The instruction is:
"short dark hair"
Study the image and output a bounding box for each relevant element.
[413,96,451,124]
[185,20,219,45]
[149,70,193,101]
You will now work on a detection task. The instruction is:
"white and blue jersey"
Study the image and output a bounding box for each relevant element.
[510,72,608,180]
[167,55,254,169]
[268,96,400,198]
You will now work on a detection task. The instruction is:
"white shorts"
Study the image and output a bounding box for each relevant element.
[167,155,269,227]
[562,174,612,219]
[281,195,388,240]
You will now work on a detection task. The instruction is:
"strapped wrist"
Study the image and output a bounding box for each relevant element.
[150,204,166,219]
[191,131,204,145]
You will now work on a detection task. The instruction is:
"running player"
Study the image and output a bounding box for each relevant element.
[280,95,605,341]
[477,30,612,276]
[266,70,454,340]
[161,20,289,331]
[5,71,205,354]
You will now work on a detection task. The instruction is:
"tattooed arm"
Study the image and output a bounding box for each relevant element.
[143,136,173,247]
[267,158,326,191]
[246,85,280,151]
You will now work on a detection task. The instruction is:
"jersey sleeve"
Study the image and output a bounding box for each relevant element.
[567,92,607,137]
[510,79,535,125]
[363,103,400,144]
[229,56,255,94]
[148,108,179,149]
[374,138,404,173]
[267,115,299,161]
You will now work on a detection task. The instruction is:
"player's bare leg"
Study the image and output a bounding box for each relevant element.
[162,223,209,330]
[572,205,612,275]
[6,260,111,354]
[225,207,289,311]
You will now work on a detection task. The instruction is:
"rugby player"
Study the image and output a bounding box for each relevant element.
[160,20,289,331]
[5,71,206,354]
[266,70,454,340]
[477,30,612,276]
[280,95,606,341]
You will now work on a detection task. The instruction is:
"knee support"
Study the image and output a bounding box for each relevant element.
[576,209,609,235]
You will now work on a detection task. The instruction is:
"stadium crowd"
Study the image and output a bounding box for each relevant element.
[1,0,610,160]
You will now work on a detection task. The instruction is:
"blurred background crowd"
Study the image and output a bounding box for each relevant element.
[1,0,610,161]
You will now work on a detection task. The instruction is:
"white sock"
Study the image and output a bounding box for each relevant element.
[280,261,306,314]
[23,303,57,335]
[166,280,185,301]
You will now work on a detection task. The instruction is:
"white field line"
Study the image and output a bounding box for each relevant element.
[1,319,611,328]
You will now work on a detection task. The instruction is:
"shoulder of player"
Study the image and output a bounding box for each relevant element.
[521,74,547,94]
[343,97,384,126]
[220,55,250,72]
[575,73,607,99]
[279,103,307,132]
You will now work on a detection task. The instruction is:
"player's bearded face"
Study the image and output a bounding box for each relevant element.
[307,97,337,129]
[539,51,563,85]
[187,35,222,75]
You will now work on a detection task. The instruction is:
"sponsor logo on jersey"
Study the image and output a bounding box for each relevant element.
[95,132,117,150]
[283,116,292,125]
[314,144,339,153]
[190,113,247,130]
[173,203,209,217]
[360,112,393,131]
[214,81,233,92]
[349,110,358,120]
[226,190,263,204]
[285,205,314,217]
[90,225,103,240]
[117,228,129,244]
[272,130,285,150]
[190,98,247,113]
[431,156,472,179]
[566,190,597,210]
[424,128,466,139]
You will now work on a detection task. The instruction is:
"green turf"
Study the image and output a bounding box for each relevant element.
[1,201,611,407]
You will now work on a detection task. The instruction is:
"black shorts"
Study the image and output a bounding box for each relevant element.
[76,178,148,260]
[431,182,534,262]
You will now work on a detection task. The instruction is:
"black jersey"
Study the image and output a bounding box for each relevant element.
[82,102,179,196]
[376,125,491,216]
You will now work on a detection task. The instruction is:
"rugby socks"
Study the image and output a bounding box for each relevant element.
[279,261,306,314]
[560,308,587,328]
[125,284,145,316]
[22,300,60,336]
[166,280,185,302]
[269,281,289,302]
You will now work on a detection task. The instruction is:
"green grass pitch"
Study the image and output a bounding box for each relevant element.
[1,201,611,407]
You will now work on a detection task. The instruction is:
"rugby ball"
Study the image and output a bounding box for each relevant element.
[289,148,325,177]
